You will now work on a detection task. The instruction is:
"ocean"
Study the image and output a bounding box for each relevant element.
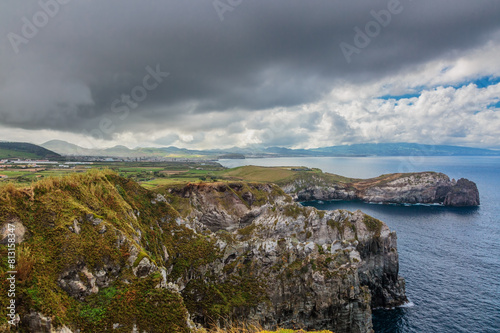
[219,156,500,333]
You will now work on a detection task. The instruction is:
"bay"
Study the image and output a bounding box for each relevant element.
[219,156,500,333]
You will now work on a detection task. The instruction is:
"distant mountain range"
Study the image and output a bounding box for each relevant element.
[38,140,500,159]
[41,140,218,158]
[267,143,500,157]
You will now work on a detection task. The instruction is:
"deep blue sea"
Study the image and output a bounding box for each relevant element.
[219,156,500,333]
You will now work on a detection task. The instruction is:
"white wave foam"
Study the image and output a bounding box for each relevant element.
[398,300,415,308]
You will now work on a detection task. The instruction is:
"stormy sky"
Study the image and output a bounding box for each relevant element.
[1,0,500,149]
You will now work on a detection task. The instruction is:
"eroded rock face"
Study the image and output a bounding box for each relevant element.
[283,172,480,207]
[22,312,73,333]
[444,178,480,206]
[133,257,157,278]
[170,183,407,332]
[58,263,98,300]
[361,173,452,204]
[356,228,406,308]
[282,179,357,202]
[57,259,123,299]
[296,186,357,202]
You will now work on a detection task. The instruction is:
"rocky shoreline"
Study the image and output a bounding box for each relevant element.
[281,172,480,207]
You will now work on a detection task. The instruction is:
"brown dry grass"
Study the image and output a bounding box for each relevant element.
[16,245,36,281]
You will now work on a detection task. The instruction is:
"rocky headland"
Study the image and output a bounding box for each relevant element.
[0,170,407,332]
[280,171,480,207]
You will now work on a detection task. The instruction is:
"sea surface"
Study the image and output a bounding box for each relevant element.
[219,156,500,333]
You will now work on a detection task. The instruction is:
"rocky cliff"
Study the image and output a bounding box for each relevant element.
[163,182,408,331]
[0,171,406,333]
[282,172,480,207]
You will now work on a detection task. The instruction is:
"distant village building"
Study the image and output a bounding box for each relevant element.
[64,162,93,165]
[12,160,58,164]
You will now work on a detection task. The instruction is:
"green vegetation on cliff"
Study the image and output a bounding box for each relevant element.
[0,170,197,332]
[362,214,384,237]
[0,171,299,332]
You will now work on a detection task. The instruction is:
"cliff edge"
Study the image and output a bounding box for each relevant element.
[165,182,408,332]
[0,171,407,332]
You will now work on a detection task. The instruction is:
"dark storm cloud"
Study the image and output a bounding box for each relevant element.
[1,0,500,137]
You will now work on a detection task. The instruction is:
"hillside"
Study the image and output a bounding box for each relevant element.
[0,170,405,332]
[0,142,61,160]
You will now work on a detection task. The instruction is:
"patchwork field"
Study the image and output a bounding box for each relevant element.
[0,161,366,191]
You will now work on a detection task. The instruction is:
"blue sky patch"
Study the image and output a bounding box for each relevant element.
[453,76,500,89]
[377,76,500,101]
[488,100,500,109]
[378,92,421,101]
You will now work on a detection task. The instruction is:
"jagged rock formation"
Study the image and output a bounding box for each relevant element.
[282,172,480,206]
[0,171,406,333]
[165,182,407,331]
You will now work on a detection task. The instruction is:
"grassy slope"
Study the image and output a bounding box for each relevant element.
[218,165,357,185]
[0,142,61,160]
[0,148,42,160]
[0,170,197,332]
[220,166,297,182]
